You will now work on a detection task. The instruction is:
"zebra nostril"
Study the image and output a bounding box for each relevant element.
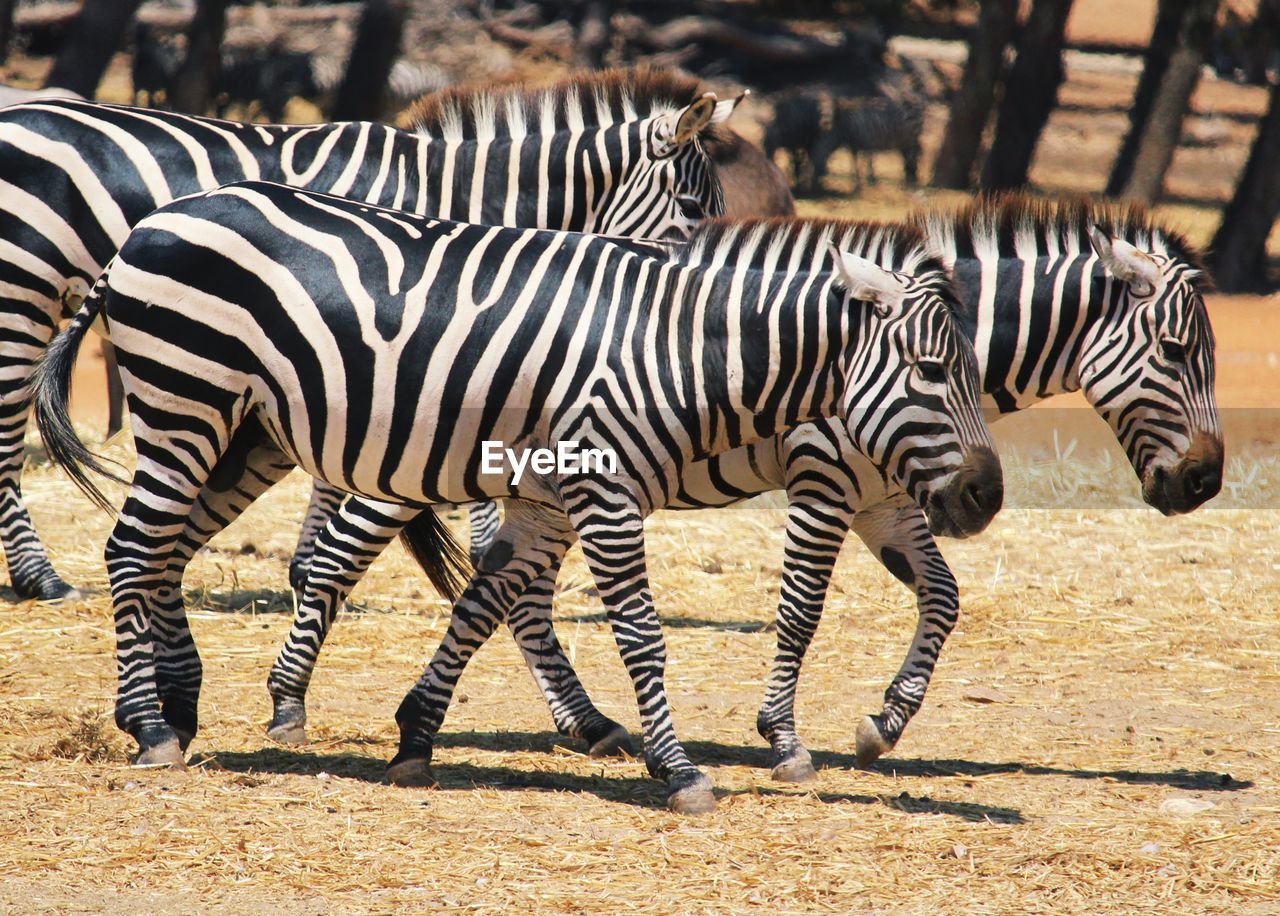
[1188,469,1205,495]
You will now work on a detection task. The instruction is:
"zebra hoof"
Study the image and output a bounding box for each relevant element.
[133,739,187,769]
[15,577,81,603]
[587,724,635,758]
[666,772,717,815]
[855,715,894,768]
[771,748,817,783]
[386,757,438,789]
[267,721,308,745]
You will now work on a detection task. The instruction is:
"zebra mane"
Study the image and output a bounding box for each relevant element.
[919,193,1206,276]
[400,67,714,141]
[676,217,952,284]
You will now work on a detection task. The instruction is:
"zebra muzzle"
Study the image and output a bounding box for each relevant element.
[1142,431,1224,516]
[923,446,1003,539]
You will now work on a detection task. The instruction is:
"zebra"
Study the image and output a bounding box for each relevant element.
[0,67,734,601]
[33,185,1000,813]
[272,194,1221,780]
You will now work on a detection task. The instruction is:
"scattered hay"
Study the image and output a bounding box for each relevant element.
[43,711,124,765]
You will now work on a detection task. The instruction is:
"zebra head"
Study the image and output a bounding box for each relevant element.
[591,92,743,241]
[833,250,1003,538]
[1081,228,1222,516]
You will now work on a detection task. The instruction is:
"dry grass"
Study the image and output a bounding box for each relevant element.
[1,416,1278,913]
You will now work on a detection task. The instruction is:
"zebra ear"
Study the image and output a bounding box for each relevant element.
[831,247,904,317]
[672,93,719,145]
[709,91,748,126]
[1089,227,1160,298]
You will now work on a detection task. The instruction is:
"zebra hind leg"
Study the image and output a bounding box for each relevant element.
[505,551,633,757]
[756,492,854,783]
[0,307,76,601]
[849,494,959,767]
[388,501,575,788]
[465,500,500,565]
[107,426,245,766]
[155,419,298,749]
[288,481,347,591]
[268,496,424,744]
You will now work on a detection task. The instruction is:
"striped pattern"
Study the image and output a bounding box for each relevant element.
[289,196,1220,783]
[34,190,995,811]
[0,68,727,599]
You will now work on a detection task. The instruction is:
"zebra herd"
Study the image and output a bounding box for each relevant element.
[0,68,1220,814]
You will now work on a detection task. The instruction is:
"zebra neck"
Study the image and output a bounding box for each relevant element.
[402,129,616,229]
[661,263,845,461]
[953,254,1115,414]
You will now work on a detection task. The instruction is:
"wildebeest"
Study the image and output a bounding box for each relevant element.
[764,64,927,195]
[705,130,795,217]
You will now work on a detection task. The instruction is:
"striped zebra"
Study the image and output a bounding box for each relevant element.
[33,185,999,812]
[0,68,734,601]
[278,195,1220,780]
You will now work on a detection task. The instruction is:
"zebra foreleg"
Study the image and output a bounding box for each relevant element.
[388,500,576,788]
[0,305,75,601]
[849,493,959,766]
[756,491,854,783]
[267,497,422,744]
[505,555,633,757]
[568,493,716,814]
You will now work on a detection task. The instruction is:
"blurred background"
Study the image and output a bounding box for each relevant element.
[0,0,1277,291]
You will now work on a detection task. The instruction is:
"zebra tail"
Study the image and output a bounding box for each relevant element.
[398,509,473,604]
[32,278,128,515]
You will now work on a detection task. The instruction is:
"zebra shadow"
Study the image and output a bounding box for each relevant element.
[558,611,773,633]
[434,731,1252,795]
[859,757,1252,792]
[199,743,1023,820]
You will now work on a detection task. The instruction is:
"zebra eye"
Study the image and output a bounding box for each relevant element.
[676,196,702,220]
[916,360,947,385]
[1159,338,1187,364]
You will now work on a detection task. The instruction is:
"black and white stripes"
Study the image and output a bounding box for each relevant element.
[0,67,732,599]
[34,186,997,811]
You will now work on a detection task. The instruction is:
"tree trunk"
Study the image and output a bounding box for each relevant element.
[44,0,145,96]
[932,0,1018,190]
[1106,0,1186,195]
[166,0,231,115]
[331,0,407,122]
[0,0,16,66]
[1209,82,1280,292]
[1119,0,1220,205]
[979,0,1075,191]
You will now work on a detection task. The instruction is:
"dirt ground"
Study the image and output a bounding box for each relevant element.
[3,11,1280,915]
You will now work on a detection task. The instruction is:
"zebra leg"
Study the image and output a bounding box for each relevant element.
[505,553,633,756]
[756,492,854,783]
[388,500,576,786]
[466,500,501,565]
[848,493,959,767]
[267,497,422,744]
[570,497,715,814]
[152,421,298,747]
[107,432,238,766]
[0,304,76,600]
[288,481,346,591]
